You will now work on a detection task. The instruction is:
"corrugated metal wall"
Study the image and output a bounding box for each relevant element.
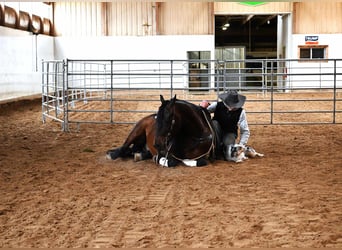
[106,2,155,36]
[54,2,103,36]
[157,2,213,35]
[53,2,341,37]
[54,2,155,36]
[293,2,342,34]
[54,2,212,36]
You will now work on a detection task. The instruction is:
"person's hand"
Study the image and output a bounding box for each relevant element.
[200,100,210,108]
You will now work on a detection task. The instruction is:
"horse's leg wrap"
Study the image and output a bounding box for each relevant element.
[182,159,197,167]
[158,156,179,167]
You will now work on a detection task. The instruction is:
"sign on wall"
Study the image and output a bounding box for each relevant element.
[305,36,319,45]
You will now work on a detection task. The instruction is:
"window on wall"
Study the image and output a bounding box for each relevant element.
[298,45,328,60]
[187,51,211,90]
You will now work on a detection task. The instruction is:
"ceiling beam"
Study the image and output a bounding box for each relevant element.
[242,14,254,25]
[259,14,277,26]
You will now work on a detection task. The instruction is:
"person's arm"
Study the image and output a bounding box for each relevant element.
[206,102,217,113]
[238,109,250,145]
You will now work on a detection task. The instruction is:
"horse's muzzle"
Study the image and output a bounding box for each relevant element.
[153,143,166,155]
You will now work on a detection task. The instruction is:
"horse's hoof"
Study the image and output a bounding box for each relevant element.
[196,158,207,167]
[106,149,120,160]
[106,153,112,160]
[134,153,142,162]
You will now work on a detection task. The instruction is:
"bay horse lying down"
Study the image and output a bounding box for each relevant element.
[106,95,264,166]
[107,95,217,167]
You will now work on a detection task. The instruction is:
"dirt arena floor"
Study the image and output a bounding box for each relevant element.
[0,95,341,248]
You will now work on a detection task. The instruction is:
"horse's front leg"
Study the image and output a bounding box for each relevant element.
[182,158,208,167]
[106,146,132,160]
[133,147,153,161]
[156,155,180,167]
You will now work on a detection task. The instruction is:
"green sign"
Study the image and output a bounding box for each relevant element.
[239,2,266,6]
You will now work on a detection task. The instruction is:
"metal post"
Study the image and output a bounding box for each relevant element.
[41,61,46,123]
[54,62,59,117]
[170,60,173,97]
[110,60,114,124]
[63,59,68,131]
[262,60,266,95]
[270,61,274,124]
[223,61,227,91]
[333,59,337,124]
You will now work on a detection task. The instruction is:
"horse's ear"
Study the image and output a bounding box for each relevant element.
[160,95,165,103]
[170,95,176,105]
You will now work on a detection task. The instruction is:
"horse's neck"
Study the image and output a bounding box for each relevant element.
[175,104,210,135]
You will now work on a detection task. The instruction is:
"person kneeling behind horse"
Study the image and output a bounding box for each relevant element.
[200,90,250,161]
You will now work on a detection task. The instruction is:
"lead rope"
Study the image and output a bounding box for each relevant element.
[155,119,175,166]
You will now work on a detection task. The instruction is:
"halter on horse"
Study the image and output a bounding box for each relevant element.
[154,95,216,167]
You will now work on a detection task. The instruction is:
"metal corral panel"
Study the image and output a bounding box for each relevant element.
[293,2,342,34]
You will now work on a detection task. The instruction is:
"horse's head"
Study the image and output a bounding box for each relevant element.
[154,95,177,155]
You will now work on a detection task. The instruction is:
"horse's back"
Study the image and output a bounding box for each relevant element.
[124,113,156,145]
[140,114,157,155]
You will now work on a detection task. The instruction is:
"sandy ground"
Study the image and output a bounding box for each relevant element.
[0,97,341,248]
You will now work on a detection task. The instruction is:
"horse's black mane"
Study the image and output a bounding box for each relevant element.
[156,96,207,132]
[158,97,196,116]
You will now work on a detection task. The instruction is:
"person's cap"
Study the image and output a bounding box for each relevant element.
[218,90,246,108]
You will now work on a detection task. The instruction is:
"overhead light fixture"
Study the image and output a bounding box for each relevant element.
[223,23,230,27]
[267,20,270,24]
[222,26,227,31]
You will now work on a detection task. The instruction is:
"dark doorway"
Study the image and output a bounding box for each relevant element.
[215,14,278,59]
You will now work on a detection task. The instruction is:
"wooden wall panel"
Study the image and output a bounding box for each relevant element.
[106,2,155,36]
[214,2,292,14]
[54,2,103,36]
[52,2,341,37]
[293,2,342,34]
[158,2,213,35]
[54,2,155,36]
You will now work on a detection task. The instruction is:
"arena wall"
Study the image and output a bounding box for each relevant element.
[0,26,54,101]
[288,34,342,88]
[54,35,214,60]
[1,2,342,102]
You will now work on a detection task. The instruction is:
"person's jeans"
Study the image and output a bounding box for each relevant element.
[212,120,237,160]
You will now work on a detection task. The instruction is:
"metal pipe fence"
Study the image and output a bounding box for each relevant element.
[42,59,342,131]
